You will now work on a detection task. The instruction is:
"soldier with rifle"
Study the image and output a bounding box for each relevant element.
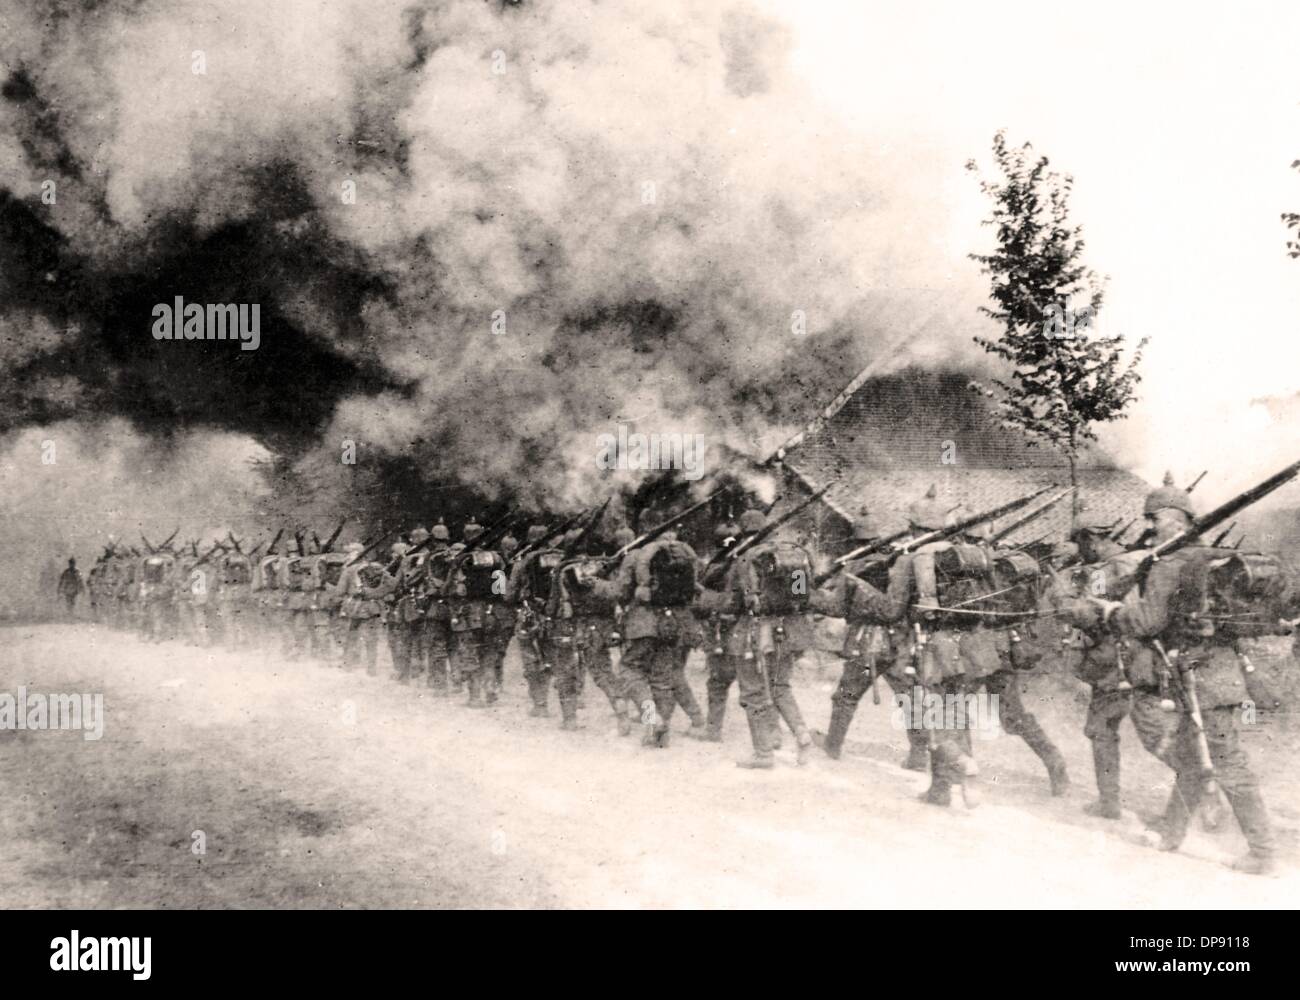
[546,507,629,730]
[1074,462,1300,874]
[692,519,744,744]
[333,540,396,675]
[812,511,920,766]
[507,523,566,715]
[442,513,518,707]
[1049,500,1179,819]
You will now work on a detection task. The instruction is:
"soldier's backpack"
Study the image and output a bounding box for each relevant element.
[142,556,172,585]
[223,555,252,587]
[647,540,697,607]
[527,550,565,604]
[358,562,387,591]
[748,541,815,615]
[991,550,1043,615]
[457,549,505,600]
[1193,550,1290,640]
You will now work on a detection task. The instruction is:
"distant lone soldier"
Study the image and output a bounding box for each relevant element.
[57,558,84,617]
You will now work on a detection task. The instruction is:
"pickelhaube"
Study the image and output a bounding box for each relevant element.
[462,515,484,542]
[612,526,635,548]
[430,517,451,542]
[409,526,430,545]
[1144,471,1195,517]
[499,534,519,557]
[907,484,948,531]
[526,524,548,544]
[1070,498,1114,536]
[852,510,880,541]
[714,520,739,541]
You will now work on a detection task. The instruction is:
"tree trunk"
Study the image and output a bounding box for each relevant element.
[1067,430,1080,526]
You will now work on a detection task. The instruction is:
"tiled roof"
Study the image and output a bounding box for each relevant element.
[774,368,1151,547]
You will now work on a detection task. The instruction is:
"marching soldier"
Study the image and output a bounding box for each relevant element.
[1050,502,1178,819]
[546,527,625,731]
[391,527,431,684]
[815,513,921,766]
[595,527,700,747]
[1079,479,1277,874]
[727,509,817,764]
[692,520,742,743]
[421,521,457,692]
[334,541,393,675]
[444,518,501,707]
[57,558,84,619]
[383,541,411,679]
[507,524,561,716]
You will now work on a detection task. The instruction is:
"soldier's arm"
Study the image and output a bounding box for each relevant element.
[1110,559,1181,639]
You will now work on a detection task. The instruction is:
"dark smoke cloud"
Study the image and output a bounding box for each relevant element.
[0,0,983,525]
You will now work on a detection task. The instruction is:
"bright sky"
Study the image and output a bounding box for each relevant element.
[767,0,1300,496]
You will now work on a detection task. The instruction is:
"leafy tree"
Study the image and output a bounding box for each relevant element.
[966,131,1145,521]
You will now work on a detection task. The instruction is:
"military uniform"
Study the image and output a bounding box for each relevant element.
[546,541,625,729]
[216,551,255,650]
[816,542,919,765]
[1051,511,1177,818]
[506,530,560,715]
[333,544,392,675]
[597,533,701,747]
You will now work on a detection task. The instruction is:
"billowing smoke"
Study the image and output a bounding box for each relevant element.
[0,0,984,580]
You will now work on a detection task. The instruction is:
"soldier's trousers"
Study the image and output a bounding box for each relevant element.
[1160,706,1275,859]
[451,629,494,702]
[826,656,927,758]
[142,602,170,642]
[669,646,704,725]
[618,637,681,727]
[386,621,410,678]
[553,640,621,720]
[342,617,382,673]
[518,631,553,708]
[1083,687,1178,805]
[705,651,736,733]
[920,677,977,794]
[762,643,808,738]
[421,619,454,689]
[219,602,251,650]
[982,670,1066,776]
[481,627,512,693]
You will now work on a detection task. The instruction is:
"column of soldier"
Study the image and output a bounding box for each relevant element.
[82,462,1300,876]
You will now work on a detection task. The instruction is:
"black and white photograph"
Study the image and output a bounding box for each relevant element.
[0,0,1297,948]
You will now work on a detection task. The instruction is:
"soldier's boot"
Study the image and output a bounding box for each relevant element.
[795,728,814,766]
[639,700,661,747]
[766,715,784,751]
[822,701,856,760]
[615,700,632,737]
[1020,719,1070,796]
[958,754,981,809]
[920,777,952,807]
[525,675,549,715]
[1086,739,1123,819]
[1230,852,1276,876]
[737,716,776,769]
[689,696,726,742]
[466,674,486,709]
[902,742,931,772]
[559,698,581,731]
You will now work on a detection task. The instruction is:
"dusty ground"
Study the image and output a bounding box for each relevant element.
[1,622,1296,908]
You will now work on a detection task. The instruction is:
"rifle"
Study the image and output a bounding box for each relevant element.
[193,543,226,568]
[1210,521,1237,548]
[1109,517,1137,543]
[1131,459,1300,592]
[991,486,1076,544]
[563,499,610,558]
[511,508,591,565]
[322,519,347,553]
[263,528,285,556]
[703,482,835,588]
[226,532,243,554]
[606,489,725,565]
[349,526,402,565]
[1152,639,1216,799]
[813,483,1055,588]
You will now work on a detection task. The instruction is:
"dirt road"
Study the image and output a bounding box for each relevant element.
[1,624,1295,908]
